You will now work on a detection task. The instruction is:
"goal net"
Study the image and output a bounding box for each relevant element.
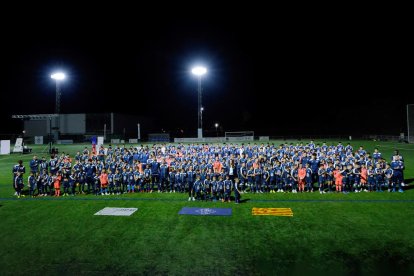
[225,131,254,142]
[408,104,414,143]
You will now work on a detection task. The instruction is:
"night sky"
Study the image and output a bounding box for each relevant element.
[1,14,412,137]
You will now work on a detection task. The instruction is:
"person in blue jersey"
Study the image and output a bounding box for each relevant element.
[268,165,276,193]
[203,175,211,201]
[305,163,313,193]
[159,160,169,193]
[247,166,254,193]
[253,166,262,194]
[318,164,326,194]
[36,170,44,196]
[390,156,404,192]
[211,176,218,202]
[275,162,283,193]
[127,167,135,193]
[175,170,181,193]
[107,171,115,195]
[187,166,196,201]
[193,175,202,201]
[28,172,37,197]
[69,171,77,196]
[29,155,39,174]
[372,148,382,162]
[168,168,176,193]
[39,157,48,173]
[239,163,248,194]
[234,177,241,204]
[178,168,186,193]
[217,176,225,202]
[62,170,70,196]
[121,168,128,194]
[223,175,232,202]
[352,164,362,192]
[49,155,58,175]
[367,165,375,192]
[187,166,195,199]
[326,162,334,192]
[143,165,152,193]
[14,172,24,198]
[150,160,160,192]
[12,160,26,195]
[114,169,121,195]
[262,166,270,193]
[291,165,298,194]
[85,160,96,194]
[374,163,384,192]
[309,154,320,185]
[383,164,394,192]
[77,167,86,194]
[282,166,292,193]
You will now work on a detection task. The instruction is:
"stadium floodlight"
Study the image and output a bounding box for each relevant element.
[50,72,66,80]
[215,123,219,137]
[191,66,207,76]
[191,66,207,138]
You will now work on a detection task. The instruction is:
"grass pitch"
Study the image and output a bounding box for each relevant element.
[0,140,413,275]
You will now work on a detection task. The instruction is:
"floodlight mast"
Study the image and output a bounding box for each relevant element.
[191,67,207,138]
[50,72,66,141]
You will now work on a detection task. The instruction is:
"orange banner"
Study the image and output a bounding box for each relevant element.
[252,208,293,216]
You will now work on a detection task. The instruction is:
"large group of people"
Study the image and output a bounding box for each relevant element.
[12,141,406,201]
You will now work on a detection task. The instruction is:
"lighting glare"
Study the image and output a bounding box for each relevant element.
[191,66,207,76]
[215,123,219,128]
[51,72,66,80]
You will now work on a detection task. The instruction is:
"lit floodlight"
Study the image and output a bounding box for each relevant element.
[215,123,219,128]
[191,66,207,76]
[51,72,66,80]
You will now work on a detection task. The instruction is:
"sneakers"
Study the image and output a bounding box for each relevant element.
[192,197,195,201]
[398,189,404,193]
[188,197,191,201]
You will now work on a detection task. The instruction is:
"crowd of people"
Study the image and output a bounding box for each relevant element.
[12,141,406,201]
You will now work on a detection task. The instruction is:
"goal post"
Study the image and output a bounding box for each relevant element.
[224,131,254,142]
[408,104,414,143]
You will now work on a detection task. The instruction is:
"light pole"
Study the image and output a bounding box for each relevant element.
[191,66,207,138]
[215,123,219,137]
[51,72,65,141]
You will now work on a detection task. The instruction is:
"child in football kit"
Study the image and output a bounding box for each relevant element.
[234,177,241,204]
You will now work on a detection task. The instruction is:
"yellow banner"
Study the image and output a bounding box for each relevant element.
[252,208,293,216]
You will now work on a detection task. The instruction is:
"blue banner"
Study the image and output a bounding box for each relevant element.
[178,207,232,216]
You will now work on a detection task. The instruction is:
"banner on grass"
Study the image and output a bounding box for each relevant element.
[178,207,232,216]
[252,208,293,216]
[94,207,138,216]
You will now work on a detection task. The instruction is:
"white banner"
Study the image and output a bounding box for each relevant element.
[94,207,138,216]
[129,139,138,143]
[111,139,120,144]
[97,136,104,150]
[0,140,11,155]
[13,138,23,153]
[259,136,269,141]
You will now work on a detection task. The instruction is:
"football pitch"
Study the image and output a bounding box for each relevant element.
[1,140,414,275]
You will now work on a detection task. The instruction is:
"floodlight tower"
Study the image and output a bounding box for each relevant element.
[50,72,66,141]
[191,66,207,138]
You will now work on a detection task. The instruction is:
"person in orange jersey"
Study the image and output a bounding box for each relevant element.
[54,171,62,197]
[298,163,306,192]
[99,169,109,195]
[333,165,343,193]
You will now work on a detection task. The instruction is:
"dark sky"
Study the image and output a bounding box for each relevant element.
[1,14,412,137]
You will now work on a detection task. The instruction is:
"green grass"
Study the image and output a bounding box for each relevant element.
[1,140,414,275]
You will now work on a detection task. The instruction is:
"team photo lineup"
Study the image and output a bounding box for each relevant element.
[13,141,406,201]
